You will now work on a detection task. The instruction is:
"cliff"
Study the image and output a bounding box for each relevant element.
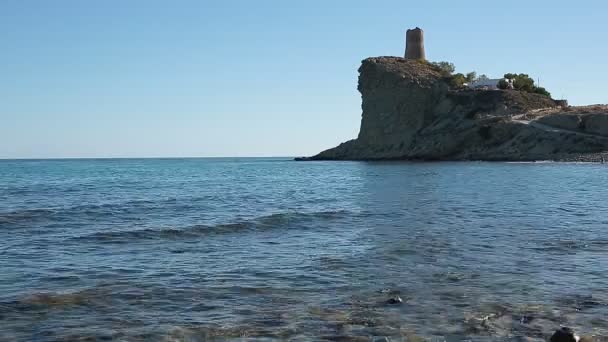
[300,57,608,162]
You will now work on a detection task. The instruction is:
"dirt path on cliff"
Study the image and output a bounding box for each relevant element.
[512,118,608,140]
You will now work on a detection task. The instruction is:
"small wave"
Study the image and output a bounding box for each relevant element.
[555,294,608,312]
[3,287,112,312]
[19,292,90,307]
[532,239,608,253]
[58,200,165,218]
[73,210,351,244]
[0,208,57,225]
[0,197,208,227]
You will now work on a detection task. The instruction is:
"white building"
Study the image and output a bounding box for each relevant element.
[466,79,501,90]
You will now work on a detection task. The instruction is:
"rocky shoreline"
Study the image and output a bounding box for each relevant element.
[298,57,608,162]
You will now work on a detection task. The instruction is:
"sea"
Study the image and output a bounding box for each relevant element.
[1,158,608,341]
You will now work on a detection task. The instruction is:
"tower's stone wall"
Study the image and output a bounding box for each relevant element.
[405,27,425,60]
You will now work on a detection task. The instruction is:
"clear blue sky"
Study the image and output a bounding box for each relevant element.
[1,0,606,158]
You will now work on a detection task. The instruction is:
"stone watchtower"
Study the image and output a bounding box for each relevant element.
[405,27,426,60]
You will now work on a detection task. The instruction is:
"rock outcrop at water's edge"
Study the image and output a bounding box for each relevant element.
[298,57,608,162]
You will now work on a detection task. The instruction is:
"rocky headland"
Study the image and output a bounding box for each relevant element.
[299,57,608,162]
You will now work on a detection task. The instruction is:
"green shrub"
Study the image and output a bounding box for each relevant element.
[465,72,477,83]
[449,73,467,88]
[503,73,551,98]
[497,79,510,90]
[513,74,535,92]
[429,61,456,75]
[534,87,551,97]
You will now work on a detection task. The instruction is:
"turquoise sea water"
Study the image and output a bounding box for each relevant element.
[1,158,608,341]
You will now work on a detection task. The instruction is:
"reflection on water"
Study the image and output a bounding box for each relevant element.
[1,158,608,341]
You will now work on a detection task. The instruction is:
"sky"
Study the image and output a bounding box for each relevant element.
[1,0,607,158]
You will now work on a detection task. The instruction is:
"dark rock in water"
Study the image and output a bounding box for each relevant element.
[550,327,578,342]
[519,315,534,324]
[387,296,403,304]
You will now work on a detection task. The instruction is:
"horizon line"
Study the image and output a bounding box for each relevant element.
[0,156,300,161]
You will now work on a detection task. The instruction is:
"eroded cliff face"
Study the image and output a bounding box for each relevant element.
[304,57,608,161]
[355,57,447,156]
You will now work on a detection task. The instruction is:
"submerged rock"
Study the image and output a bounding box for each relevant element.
[550,327,579,342]
[386,296,403,305]
[299,57,608,162]
[518,315,535,324]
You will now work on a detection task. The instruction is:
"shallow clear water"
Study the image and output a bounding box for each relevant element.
[1,158,608,341]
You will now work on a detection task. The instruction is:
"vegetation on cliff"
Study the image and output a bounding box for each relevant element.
[427,61,551,97]
[498,73,551,97]
[426,61,488,88]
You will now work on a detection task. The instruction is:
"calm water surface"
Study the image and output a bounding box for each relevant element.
[1,158,608,341]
